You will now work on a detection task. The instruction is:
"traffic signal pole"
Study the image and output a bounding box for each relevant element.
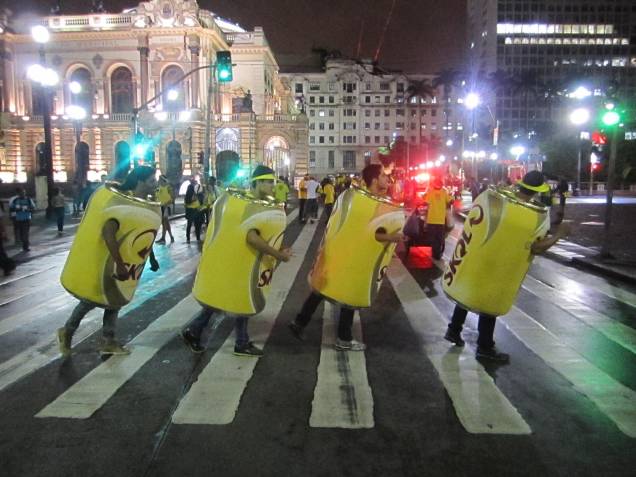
[600,126,618,259]
[204,63,216,178]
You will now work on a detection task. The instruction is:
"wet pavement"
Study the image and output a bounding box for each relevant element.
[0,203,635,477]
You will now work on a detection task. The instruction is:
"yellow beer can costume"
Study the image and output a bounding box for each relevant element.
[309,186,405,308]
[193,188,286,315]
[442,187,549,316]
[61,184,161,308]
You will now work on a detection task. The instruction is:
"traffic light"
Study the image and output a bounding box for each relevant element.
[602,110,620,126]
[216,51,233,82]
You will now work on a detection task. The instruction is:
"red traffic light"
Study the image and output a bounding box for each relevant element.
[591,131,607,145]
[591,163,601,172]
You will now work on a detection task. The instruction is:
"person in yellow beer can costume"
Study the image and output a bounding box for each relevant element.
[181,165,292,357]
[443,171,570,363]
[57,166,161,357]
[288,164,405,351]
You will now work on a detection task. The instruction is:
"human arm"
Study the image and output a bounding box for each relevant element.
[102,219,128,278]
[530,223,571,255]
[375,227,405,244]
[246,229,291,262]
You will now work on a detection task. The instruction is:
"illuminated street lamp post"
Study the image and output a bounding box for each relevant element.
[30,25,56,213]
[464,92,480,178]
[569,107,590,195]
[600,106,621,259]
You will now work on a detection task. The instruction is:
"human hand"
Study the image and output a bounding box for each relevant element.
[278,247,292,262]
[115,261,128,279]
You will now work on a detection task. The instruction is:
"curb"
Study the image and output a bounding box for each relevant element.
[571,257,636,285]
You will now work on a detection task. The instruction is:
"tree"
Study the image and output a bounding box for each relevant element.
[433,69,463,136]
[405,79,435,144]
[540,135,579,181]
[511,70,545,133]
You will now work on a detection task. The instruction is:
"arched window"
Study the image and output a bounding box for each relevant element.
[110,67,133,114]
[69,67,93,114]
[161,65,185,112]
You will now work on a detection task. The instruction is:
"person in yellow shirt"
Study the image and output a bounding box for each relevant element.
[273,176,290,210]
[322,177,335,219]
[422,177,452,260]
[155,175,175,243]
[298,174,308,223]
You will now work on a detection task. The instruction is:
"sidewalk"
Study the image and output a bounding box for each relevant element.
[4,198,185,265]
[454,193,636,284]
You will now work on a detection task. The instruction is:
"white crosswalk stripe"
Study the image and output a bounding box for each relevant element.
[387,257,532,435]
[172,210,313,425]
[36,296,200,419]
[309,303,373,429]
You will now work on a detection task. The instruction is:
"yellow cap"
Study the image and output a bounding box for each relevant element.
[252,173,276,181]
[517,180,550,193]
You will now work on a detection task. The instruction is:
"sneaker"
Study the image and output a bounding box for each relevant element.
[98,340,131,356]
[155,238,166,244]
[181,329,205,353]
[288,321,305,341]
[444,328,465,347]
[56,327,72,358]
[334,338,366,351]
[476,346,510,363]
[233,342,264,357]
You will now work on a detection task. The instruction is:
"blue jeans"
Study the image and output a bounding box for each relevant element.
[187,308,250,348]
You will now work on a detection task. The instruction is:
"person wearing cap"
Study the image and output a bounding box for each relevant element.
[444,170,570,362]
[422,177,452,260]
[181,165,292,356]
[155,175,175,244]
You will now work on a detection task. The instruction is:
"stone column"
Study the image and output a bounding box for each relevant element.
[137,36,149,106]
[188,35,200,109]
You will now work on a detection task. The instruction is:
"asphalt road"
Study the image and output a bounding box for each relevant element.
[0,211,635,477]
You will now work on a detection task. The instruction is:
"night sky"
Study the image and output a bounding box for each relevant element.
[4,0,466,73]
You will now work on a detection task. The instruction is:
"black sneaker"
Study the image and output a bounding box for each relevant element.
[444,328,465,347]
[233,342,264,357]
[476,346,510,363]
[181,329,204,353]
[288,321,305,341]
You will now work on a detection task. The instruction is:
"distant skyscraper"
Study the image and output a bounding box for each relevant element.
[466,0,636,137]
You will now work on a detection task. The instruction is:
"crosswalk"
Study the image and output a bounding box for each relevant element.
[0,213,635,440]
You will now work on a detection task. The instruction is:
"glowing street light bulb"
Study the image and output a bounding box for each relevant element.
[569,86,591,100]
[510,145,525,157]
[69,81,82,94]
[31,25,50,44]
[569,107,590,126]
[167,89,179,101]
[27,64,45,82]
[445,139,453,147]
[66,105,86,120]
[464,92,480,110]
[490,152,498,160]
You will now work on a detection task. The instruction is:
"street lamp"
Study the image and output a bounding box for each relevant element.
[464,92,481,110]
[569,107,590,195]
[30,25,56,214]
[510,145,525,160]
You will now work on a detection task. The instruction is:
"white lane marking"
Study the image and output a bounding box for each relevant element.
[0,256,198,393]
[310,303,373,429]
[172,214,313,425]
[522,276,636,356]
[500,308,636,438]
[35,296,200,419]
[387,258,532,435]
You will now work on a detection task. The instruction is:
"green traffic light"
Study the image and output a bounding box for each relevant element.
[236,169,246,178]
[219,69,230,80]
[602,110,620,126]
[134,144,146,156]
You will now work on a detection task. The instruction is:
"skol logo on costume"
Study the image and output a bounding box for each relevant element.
[442,187,549,317]
[309,187,405,309]
[193,188,286,316]
[61,184,161,308]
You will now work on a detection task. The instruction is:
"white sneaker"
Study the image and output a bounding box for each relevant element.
[334,338,366,351]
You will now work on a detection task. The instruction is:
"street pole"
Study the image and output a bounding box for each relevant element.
[576,137,582,196]
[600,127,618,259]
[204,62,216,178]
[38,46,54,216]
[589,165,594,196]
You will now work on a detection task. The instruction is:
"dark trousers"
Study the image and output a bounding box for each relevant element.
[448,305,496,349]
[299,198,307,222]
[64,300,119,339]
[428,223,446,260]
[0,239,15,274]
[186,308,250,348]
[15,220,30,250]
[306,198,318,220]
[55,207,65,232]
[185,209,202,241]
[324,203,333,219]
[295,292,355,341]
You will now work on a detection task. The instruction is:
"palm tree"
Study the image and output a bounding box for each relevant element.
[405,79,435,145]
[512,70,545,132]
[433,69,463,136]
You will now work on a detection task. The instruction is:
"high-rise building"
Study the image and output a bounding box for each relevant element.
[467,0,636,138]
[282,58,461,177]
